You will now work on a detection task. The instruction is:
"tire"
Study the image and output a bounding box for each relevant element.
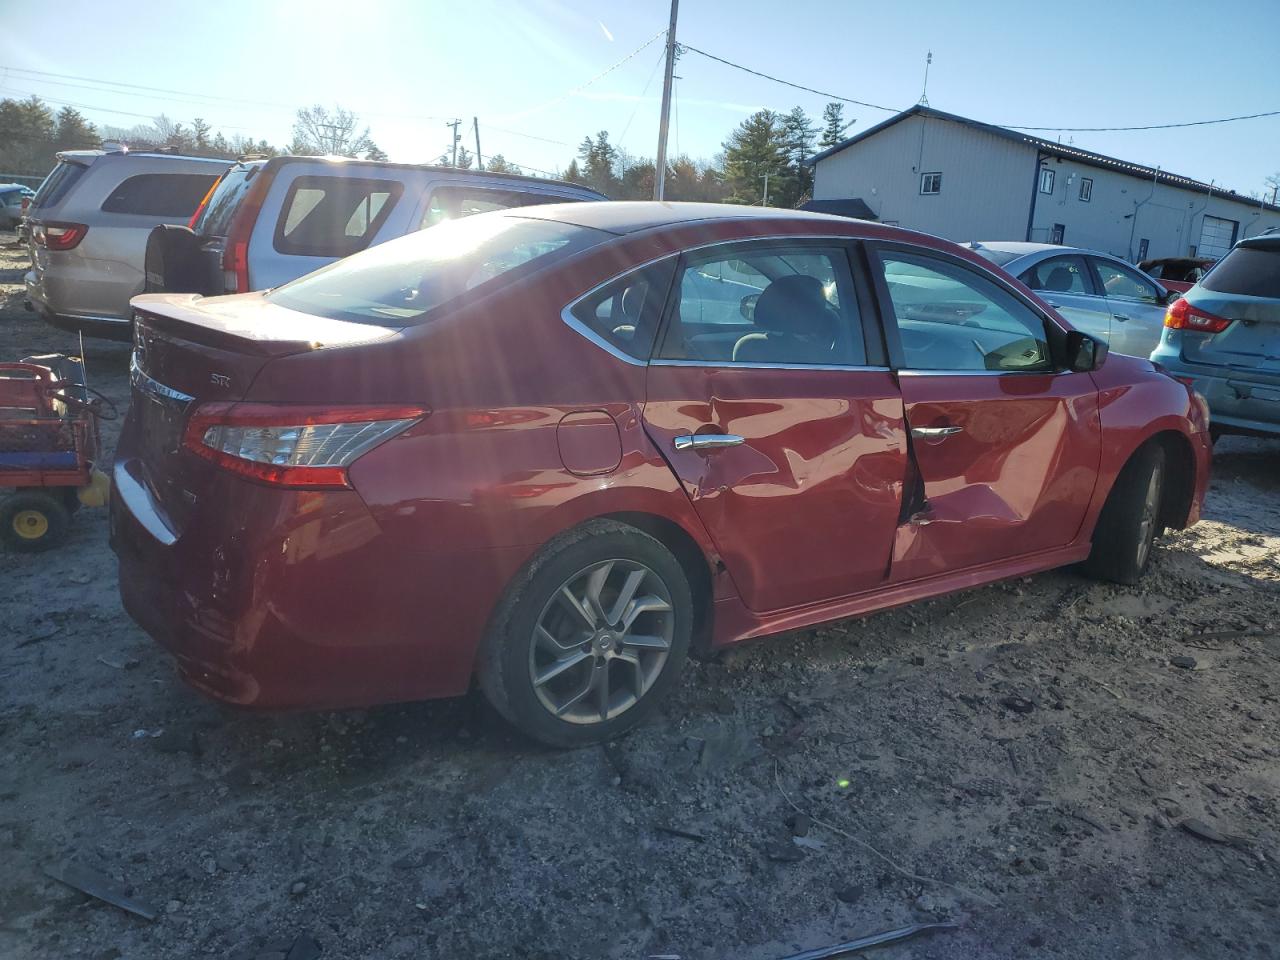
[1084,445,1165,585]
[1,491,71,553]
[478,520,693,748]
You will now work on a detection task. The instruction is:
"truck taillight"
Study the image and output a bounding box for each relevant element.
[1165,297,1232,334]
[182,403,427,488]
[33,222,88,251]
[219,167,274,293]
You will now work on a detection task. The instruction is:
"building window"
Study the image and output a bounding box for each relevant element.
[1078,177,1093,202]
[1050,223,1065,244]
[920,172,942,195]
[1137,238,1150,260]
[1039,168,1056,194]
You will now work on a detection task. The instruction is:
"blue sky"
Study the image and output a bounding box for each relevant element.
[2,0,1278,194]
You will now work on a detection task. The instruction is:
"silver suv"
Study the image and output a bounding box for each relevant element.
[24,149,228,339]
[143,155,606,298]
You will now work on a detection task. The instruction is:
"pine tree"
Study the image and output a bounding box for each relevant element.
[577,131,619,195]
[192,117,212,152]
[781,106,817,206]
[563,159,584,183]
[486,154,522,175]
[455,146,474,169]
[819,102,852,148]
[721,110,790,206]
[52,107,99,152]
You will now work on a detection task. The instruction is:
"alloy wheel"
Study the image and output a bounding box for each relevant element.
[529,559,674,724]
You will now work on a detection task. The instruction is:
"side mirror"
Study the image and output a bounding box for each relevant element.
[1066,330,1108,372]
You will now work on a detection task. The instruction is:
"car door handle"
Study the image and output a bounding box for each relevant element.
[673,433,745,452]
[1114,314,1129,322]
[1045,300,1062,308]
[910,426,964,439]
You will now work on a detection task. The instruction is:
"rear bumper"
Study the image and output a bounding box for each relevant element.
[1153,351,1280,437]
[25,271,133,342]
[109,454,530,710]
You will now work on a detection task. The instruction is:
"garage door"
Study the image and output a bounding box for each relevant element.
[1198,216,1238,259]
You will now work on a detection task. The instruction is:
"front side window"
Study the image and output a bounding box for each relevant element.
[658,244,865,366]
[1019,255,1092,295]
[1078,177,1093,201]
[267,215,609,325]
[100,173,219,217]
[920,172,942,195]
[1039,168,1056,194]
[273,176,403,257]
[421,187,568,229]
[1092,258,1160,302]
[878,251,1052,373]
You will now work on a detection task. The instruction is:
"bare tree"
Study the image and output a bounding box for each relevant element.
[291,105,379,158]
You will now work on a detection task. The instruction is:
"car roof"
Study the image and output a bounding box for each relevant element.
[56,149,230,167]
[257,154,606,198]
[510,200,858,236]
[972,241,1131,262]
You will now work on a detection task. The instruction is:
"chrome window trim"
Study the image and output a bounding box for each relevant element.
[560,305,649,367]
[651,359,891,373]
[130,355,195,403]
[897,368,1067,378]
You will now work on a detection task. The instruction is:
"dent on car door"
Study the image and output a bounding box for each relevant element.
[1017,254,1112,345]
[873,246,1102,582]
[640,240,908,612]
[1089,256,1167,357]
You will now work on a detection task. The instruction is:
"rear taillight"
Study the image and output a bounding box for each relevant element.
[182,403,427,489]
[188,177,219,229]
[220,169,274,293]
[1165,297,1232,334]
[33,222,88,251]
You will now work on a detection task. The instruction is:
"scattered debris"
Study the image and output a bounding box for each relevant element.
[16,622,60,648]
[654,824,706,843]
[786,813,811,837]
[1179,818,1247,846]
[774,921,960,959]
[792,836,826,851]
[834,884,862,904]
[999,695,1036,714]
[1170,656,1198,670]
[44,861,158,921]
[1059,806,1109,833]
[765,840,805,863]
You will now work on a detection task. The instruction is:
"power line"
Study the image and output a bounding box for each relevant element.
[617,43,667,149]
[680,43,899,112]
[680,44,1280,134]
[481,124,574,147]
[499,27,667,120]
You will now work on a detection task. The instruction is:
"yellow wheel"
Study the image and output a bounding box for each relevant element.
[1,492,70,553]
[12,509,49,541]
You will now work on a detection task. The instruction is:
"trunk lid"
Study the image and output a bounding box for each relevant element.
[127,292,400,529]
[1181,240,1280,383]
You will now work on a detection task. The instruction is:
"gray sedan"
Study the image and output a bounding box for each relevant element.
[968,242,1173,358]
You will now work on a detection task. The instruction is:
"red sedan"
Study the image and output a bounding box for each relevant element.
[111,202,1212,747]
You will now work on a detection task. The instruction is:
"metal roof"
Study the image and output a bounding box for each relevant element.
[810,105,1280,215]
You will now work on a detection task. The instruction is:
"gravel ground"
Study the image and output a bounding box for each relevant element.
[2,233,1279,960]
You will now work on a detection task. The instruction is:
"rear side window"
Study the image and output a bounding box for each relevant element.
[193,164,258,236]
[420,186,570,229]
[31,161,87,210]
[267,215,608,325]
[568,261,677,360]
[100,173,220,217]
[274,175,403,257]
[1201,246,1280,298]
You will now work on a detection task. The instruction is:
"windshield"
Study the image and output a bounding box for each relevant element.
[266,214,608,324]
[969,247,1023,267]
[193,163,260,236]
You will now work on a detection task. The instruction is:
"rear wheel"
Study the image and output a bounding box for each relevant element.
[1,491,71,553]
[1084,445,1165,585]
[479,520,693,748]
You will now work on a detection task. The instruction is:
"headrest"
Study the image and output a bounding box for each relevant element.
[753,275,832,337]
[620,283,645,321]
[1044,266,1074,292]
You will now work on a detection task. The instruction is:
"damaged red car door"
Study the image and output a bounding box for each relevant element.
[641,240,908,612]
[870,246,1101,582]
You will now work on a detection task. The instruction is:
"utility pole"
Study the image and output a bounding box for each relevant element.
[760,172,770,206]
[445,118,462,167]
[653,0,679,201]
[473,117,483,171]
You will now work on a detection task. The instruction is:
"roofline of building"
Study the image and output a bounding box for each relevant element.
[809,105,1280,215]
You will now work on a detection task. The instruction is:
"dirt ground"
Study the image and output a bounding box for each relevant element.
[1,232,1278,960]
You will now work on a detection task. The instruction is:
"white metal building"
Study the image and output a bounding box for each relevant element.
[810,106,1280,262]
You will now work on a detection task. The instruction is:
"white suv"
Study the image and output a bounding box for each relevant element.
[24,149,229,339]
[145,155,606,300]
